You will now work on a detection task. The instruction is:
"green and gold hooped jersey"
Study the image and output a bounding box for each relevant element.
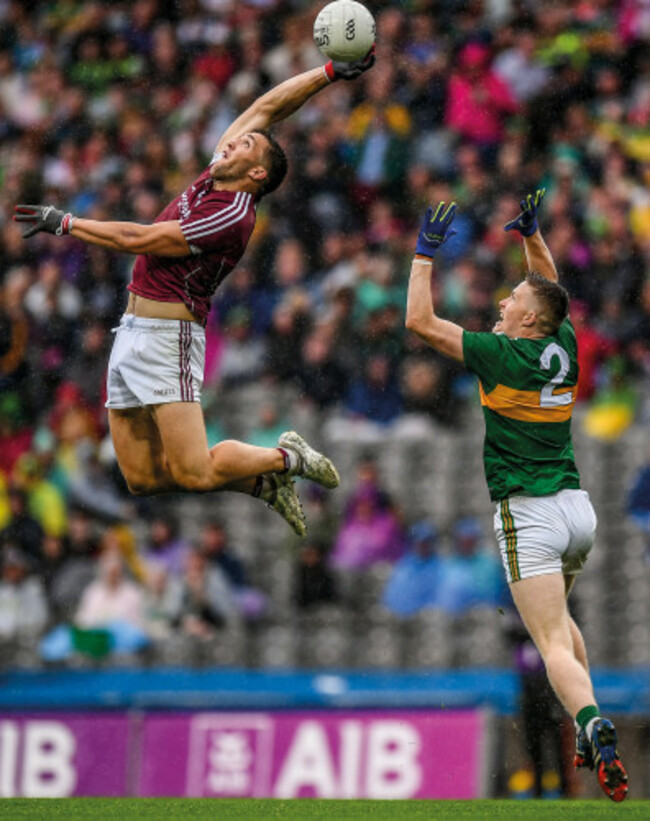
[463,318,581,501]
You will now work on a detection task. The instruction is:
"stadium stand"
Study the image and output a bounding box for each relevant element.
[0,0,648,677]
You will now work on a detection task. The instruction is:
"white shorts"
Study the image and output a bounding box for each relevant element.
[105,315,205,409]
[493,489,596,584]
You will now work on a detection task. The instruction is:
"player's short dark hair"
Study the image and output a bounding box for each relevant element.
[525,271,569,335]
[252,129,288,199]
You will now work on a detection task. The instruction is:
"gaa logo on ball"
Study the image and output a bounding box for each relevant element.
[314,1,375,62]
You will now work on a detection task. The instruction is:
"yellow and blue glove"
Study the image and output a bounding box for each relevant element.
[504,188,546,237]
[415,201,458,257]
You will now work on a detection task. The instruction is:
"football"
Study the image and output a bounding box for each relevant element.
[313,0,376,63]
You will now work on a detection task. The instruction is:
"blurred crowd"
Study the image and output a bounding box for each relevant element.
[0,0,649,665]
[0,448,510,664]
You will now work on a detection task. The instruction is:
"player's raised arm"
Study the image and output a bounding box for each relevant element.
[14,205,190,256]
[504,189,558,283]
[405,202,465,363]
[216,48,375,153]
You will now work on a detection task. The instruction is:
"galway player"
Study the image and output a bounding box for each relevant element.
[14,52,375,537]
[405,191,628,802]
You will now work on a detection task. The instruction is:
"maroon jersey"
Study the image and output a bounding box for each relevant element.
[128,166,256,325]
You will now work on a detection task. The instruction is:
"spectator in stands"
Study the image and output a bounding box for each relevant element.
[583,355,638,441]
[11,451,67,538]
[325,283,360,377]
[46,507,99,621]
[402,13,447,137]
[101,523,147,585]
[295,327,348,411]
[358,299,404,364]
[75,550,145,631]
[72,549,149,656]
[0,392,33,479]
[399,350,460,428]
[142,514,190,577]
[145,21,187,87]
[191,29,236,91]
[248,401,290,450]
[445,41,519,163]
[261,14,321,84]
[216,264,274,338]
[62,319,110,411]
[298,125,353,238]
[572,300,618,401]
[436,517,506,616]
[45,381,100,500]
[24,258,80,404]
[217,306,267,388]
[273,237,310,296]
[177,548,239,636]
[39,534,65,596]
[344,62,411,203]
[343,352,403,427]
[382,519,442,617]
[0,486,43,569]
[293,539,339,610]
[66,444,134,523]
[264,300,309,385]
[199,520,266,619]
[0,268,29,393]
[0,546,49,641]
[142,564,183,641]
[493,21,550,104]
[331,455,405,571]
[297,484,338,549]
[626,453,650,562]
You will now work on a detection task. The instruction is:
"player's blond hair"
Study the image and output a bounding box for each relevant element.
[526,271,569,336]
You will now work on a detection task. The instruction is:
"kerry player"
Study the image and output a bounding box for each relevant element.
[13,51,375,537]
[405,191,627,802]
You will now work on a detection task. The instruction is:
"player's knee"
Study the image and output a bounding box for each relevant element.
[536,637,572,670]
[126,476,163,496]
[169,466,216,493]
[208,439,238,458]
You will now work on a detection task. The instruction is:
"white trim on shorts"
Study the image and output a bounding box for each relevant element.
[493,489,597,584]
[105,314,206,409]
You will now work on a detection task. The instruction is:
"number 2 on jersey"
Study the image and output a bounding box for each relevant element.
[540,342,572,407]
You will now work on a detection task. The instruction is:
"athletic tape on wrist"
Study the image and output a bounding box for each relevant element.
[61,213,75,235]
[323,62,336,83]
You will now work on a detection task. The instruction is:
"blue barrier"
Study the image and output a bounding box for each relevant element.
[1,667,649,714]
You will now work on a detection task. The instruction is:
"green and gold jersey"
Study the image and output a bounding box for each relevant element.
[463,318,581,501]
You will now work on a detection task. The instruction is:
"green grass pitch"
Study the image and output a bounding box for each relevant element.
[0,800,648,820]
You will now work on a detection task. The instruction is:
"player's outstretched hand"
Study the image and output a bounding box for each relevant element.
[14,204,74,238]
[504,188,546,237]
[325,44,375,82]
[415,201,458,258]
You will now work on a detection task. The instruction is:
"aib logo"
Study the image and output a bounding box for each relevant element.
[345,18,355,40]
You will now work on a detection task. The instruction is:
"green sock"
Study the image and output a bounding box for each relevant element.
[576,705,600,731]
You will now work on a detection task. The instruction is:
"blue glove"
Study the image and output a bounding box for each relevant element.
[504,188,546,237]
[415,201,458,257]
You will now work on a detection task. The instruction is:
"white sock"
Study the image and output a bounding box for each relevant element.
[279,446,300,474]
[585,716,600,742]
